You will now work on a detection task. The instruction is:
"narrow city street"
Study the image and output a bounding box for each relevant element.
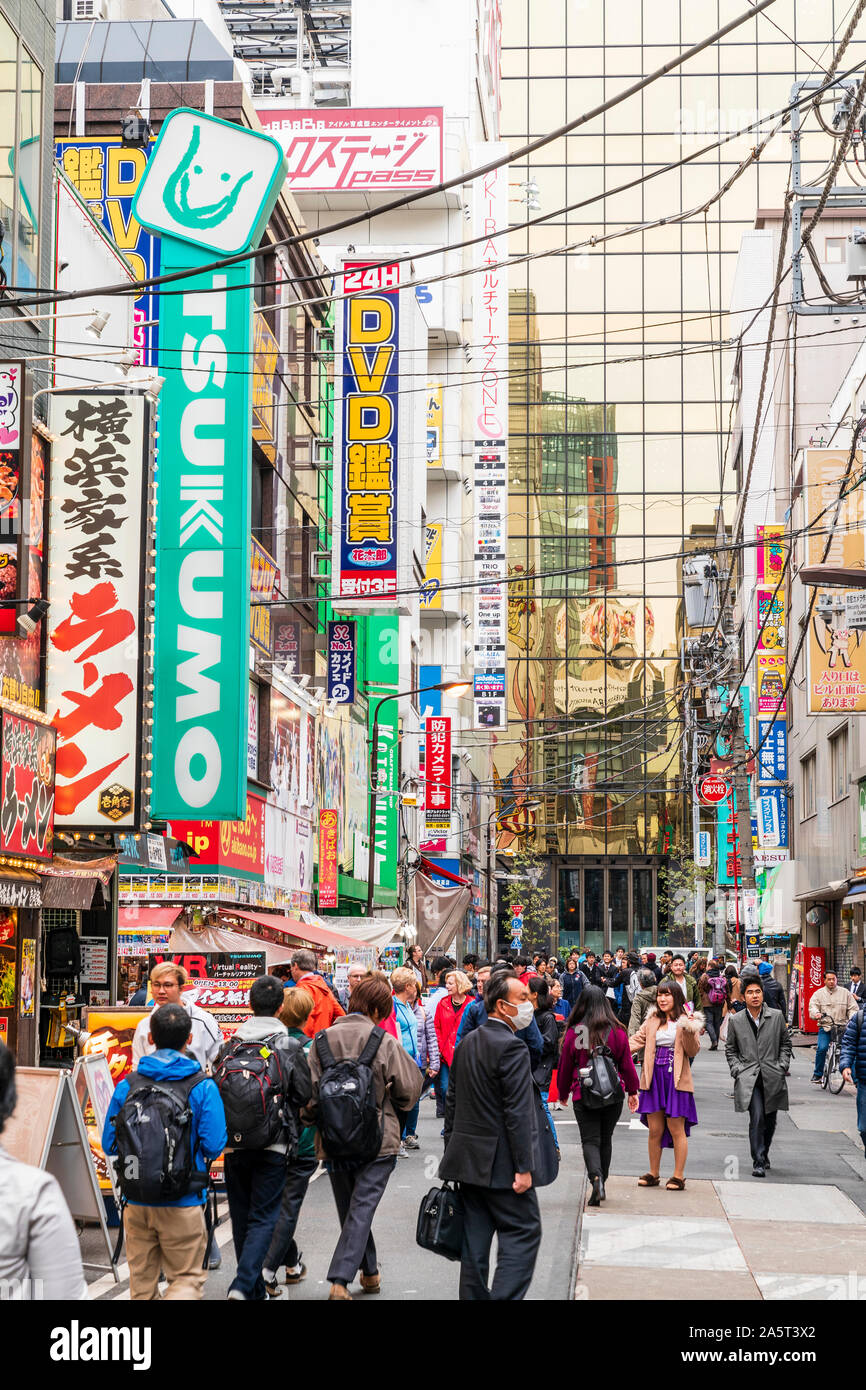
[81,1036,866,1303]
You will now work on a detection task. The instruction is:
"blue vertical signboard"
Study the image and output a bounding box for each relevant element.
[133,110,286,819]
[326,620,356,703]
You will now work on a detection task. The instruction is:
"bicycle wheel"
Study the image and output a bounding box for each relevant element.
[821,1040,832,1090]
[829,1040,846,1094]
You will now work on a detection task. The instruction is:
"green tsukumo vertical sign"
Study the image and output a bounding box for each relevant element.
[133,109,286,819]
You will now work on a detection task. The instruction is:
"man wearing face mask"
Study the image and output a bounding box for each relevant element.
[439,970,558,1300]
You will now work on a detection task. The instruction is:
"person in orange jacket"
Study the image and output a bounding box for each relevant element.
[290,950,345,1037]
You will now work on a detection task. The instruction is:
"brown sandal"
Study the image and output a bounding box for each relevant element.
[638,1173,660,1186]
[666,1177,686,1190]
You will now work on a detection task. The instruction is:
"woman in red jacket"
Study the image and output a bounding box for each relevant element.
[433,969,473,1109]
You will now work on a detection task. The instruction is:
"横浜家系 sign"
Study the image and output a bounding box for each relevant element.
[133,110,286,820]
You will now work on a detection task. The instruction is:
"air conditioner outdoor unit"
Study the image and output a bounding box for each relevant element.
[74,0,107,18]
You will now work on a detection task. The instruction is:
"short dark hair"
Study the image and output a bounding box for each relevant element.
[430,955,452,976]
[0,1042,15,1135]
[825,969,837,978]
[250,974,286,1016]
[515,956,530,970]
[485,969,519,1014]
[585,951,596,960]
[743,978,765,998]
[462,954,479,968]
[602,950,613,959]
[150,1002,192,1051]
[671,954,685,964]
[852,968,862,976]
[348,974,393,1021]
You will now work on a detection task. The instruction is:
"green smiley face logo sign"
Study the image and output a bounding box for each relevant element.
[162,122,255,231]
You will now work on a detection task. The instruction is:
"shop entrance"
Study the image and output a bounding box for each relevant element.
[557,860,658,954]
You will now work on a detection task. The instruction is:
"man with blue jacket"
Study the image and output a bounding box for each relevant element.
[103,1002,227,1300]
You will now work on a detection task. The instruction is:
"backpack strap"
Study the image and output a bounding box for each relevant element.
[315,1029,337,1070]
[358,1025,385,1067]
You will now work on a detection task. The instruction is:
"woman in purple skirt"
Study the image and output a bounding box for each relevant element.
[628,982,703,1190]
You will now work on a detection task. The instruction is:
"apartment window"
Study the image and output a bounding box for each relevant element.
[0,10,42,292]
[830,727,849,802]
[825,237,846,265]
[802,753,816,818]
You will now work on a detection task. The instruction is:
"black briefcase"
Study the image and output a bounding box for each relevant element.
[416,1182,465,1261]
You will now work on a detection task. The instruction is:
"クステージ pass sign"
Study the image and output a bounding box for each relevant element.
[46,392,149,828]
[332,263,401,602]
[0,712,55,859]
[257,108,443,193]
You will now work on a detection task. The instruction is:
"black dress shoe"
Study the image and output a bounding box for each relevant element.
[588,1176,602,1206]
[763,1157,771,1169]
[752,1163,765,1178]
[597,1176,606,1201]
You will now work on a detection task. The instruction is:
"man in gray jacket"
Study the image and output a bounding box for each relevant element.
[725,977,792,1178]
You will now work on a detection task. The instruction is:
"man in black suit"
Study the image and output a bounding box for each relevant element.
[849,967,866,1004]
[439,969,557,1300]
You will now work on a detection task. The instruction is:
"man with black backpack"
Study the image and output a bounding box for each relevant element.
[214,974,312,1301]
[305,974,422,1300]
[102,1003,227,1300]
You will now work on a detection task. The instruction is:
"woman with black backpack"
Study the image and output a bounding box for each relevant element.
[557,985,640,1208]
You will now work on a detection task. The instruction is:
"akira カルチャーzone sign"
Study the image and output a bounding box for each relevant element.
[332,263,401,602]
[45,391,149,829]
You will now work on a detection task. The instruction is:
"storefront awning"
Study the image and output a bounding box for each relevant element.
[40,874,98,910]
[169,921,298,967]
[226,909,362,950]
[843,882,866,906]
[119,906,183,931]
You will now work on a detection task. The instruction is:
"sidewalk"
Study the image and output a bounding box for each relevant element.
[575,1043,866,1301]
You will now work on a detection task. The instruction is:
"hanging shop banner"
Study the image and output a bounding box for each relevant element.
[420,521,443,610]
[250,537,279,657]
[135,111,286,822]
[808,588,866,713]
[426,384,443,466]
[424,716,451,825]
[758,787,789,849]
[57,139,160,364]
[332,261,401,602]
[247,681,259,779]
[0,712,55,860]
[46,391,148,828]
[756,589,786,652]
[756,653,786,714]
[756,523,785,583]
[472,145,508,731]
[274,621,301,676]
[257,107,444,192]
[269,685,315,811]
[318,808,339,909]
[327,620,357,703]
[804,447,865,569]
[757,719,788,782]
[0,361,25,635]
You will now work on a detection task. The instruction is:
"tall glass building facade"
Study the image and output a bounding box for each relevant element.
[498,1,866,950]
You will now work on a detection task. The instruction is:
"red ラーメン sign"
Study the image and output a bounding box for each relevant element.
[0,712,56,859]
[318,808,339,910]
[425,716,451,814]
[45,392,148,828]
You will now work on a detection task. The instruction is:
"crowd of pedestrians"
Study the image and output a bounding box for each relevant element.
[3,940,866,1303]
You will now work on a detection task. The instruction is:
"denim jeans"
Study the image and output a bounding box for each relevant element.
[814,1027,831,1079]
[401,1098,421,1138]
[224,1149,287,1300]
[540,1088,558,1146]
[435,1060,450,1117]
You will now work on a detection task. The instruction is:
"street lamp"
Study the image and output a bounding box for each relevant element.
[365,679,471,914]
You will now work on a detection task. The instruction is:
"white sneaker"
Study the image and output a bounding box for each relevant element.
[398,1142,408,1157]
